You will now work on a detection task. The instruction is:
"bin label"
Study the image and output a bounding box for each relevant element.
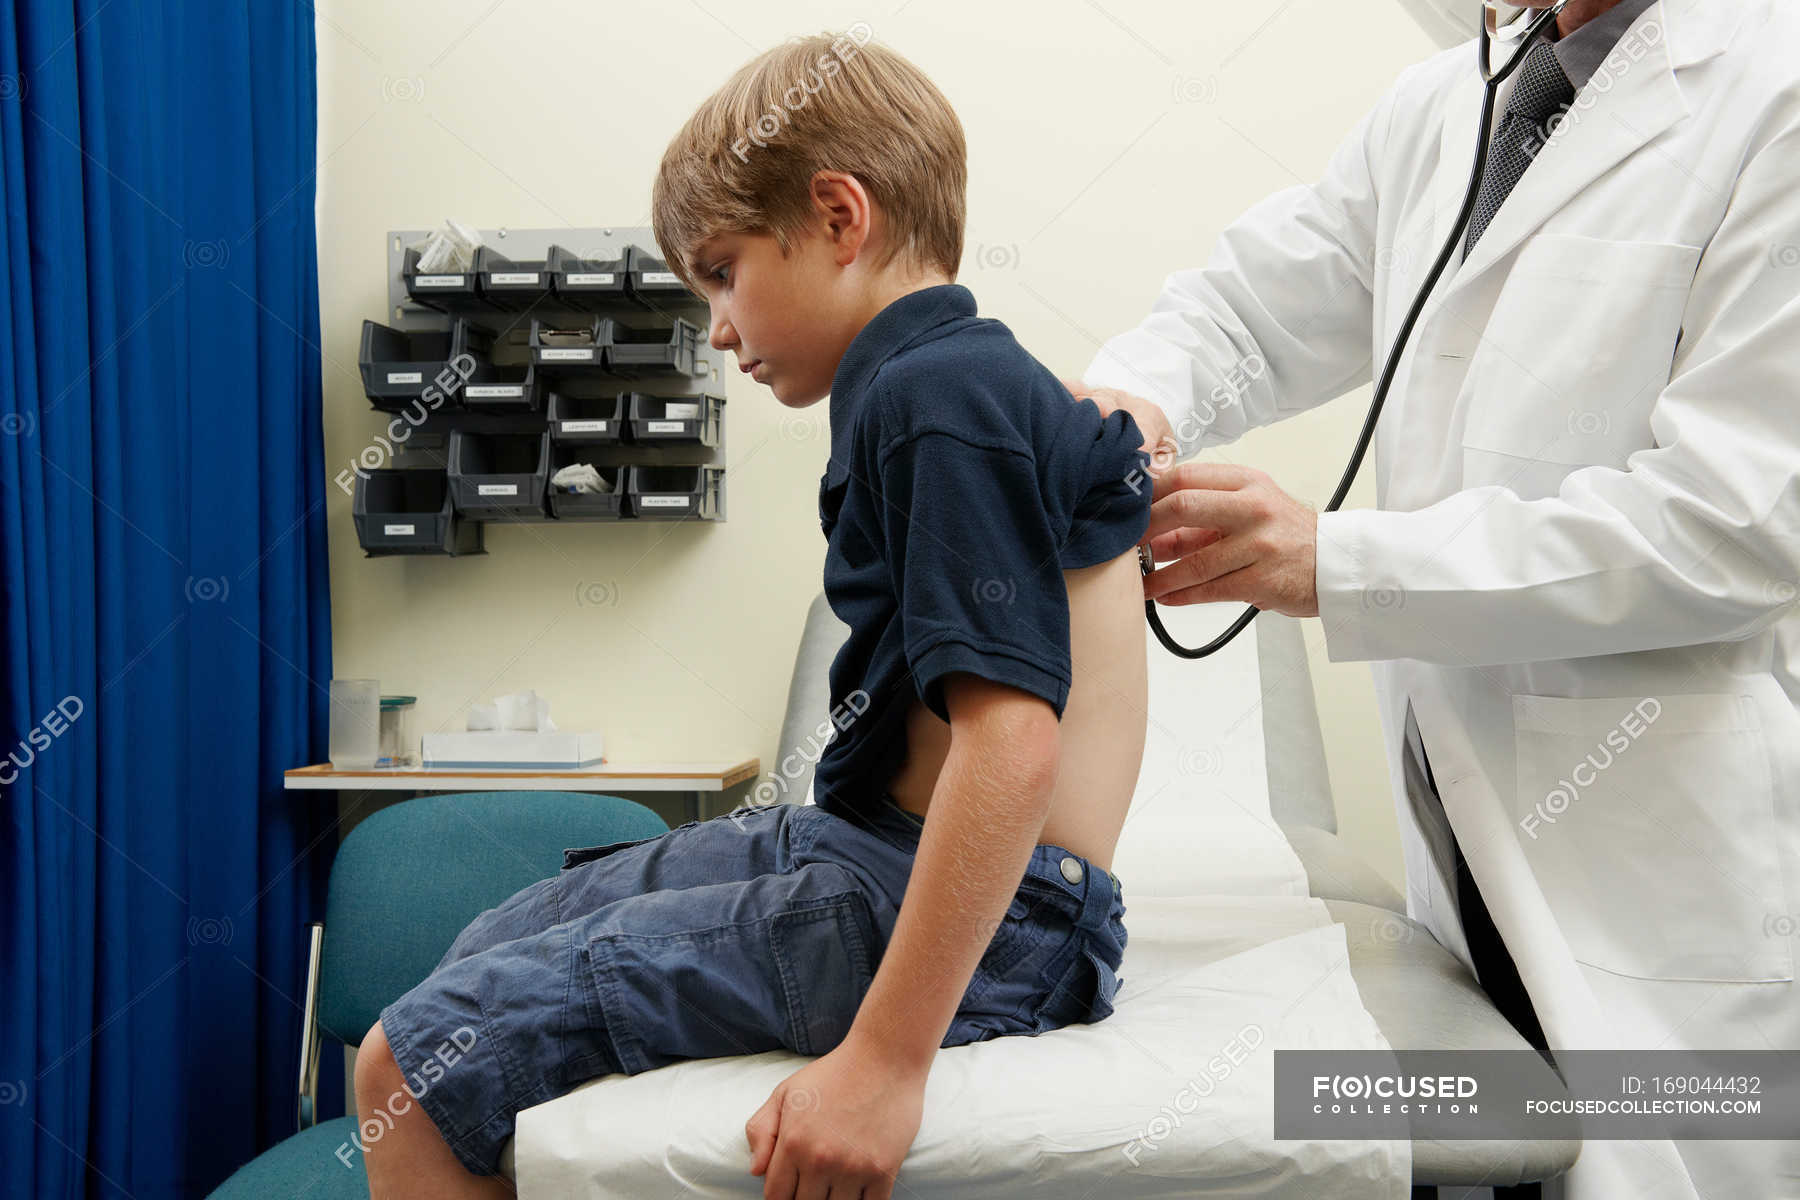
[414,275,464,287]
[489,272,540,285]
[383,523,417,536]
[639,271,680,285]
[644,420,685,433]
[662,401,701,419]
[477,484,520,496]
[561,420,608,433]
[466,385,523,398]
[540,348,594,361]
[566,272,615,285]
[639,496,689,508]
[387,371,423,384]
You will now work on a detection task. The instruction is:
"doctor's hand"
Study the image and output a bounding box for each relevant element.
[1061,378,1178,476]
[746,1036,924,1200]
[1142,462,1319,618]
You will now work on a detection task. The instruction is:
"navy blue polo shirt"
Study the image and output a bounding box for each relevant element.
[809,283,1152,827]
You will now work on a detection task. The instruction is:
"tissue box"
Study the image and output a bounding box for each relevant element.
[422,731,605,769]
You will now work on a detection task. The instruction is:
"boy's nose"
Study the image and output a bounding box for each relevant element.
[708,311,735,352]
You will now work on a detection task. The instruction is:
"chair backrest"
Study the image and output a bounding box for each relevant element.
[315,790,669,1046]
[775,591,850,807]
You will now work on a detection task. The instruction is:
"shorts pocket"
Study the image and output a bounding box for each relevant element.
[959,892,1056,1007]
[769,892,879,1055]
[981,896,1037,976]
[561,819,694,871]
[580,870,881,1073]
[1511,691,1792,982]
[1029,943,1120,1030]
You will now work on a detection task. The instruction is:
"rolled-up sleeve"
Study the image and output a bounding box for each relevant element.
[875,428,1072,723]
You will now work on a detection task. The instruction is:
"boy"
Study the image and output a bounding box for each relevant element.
[356,32,1153,1200]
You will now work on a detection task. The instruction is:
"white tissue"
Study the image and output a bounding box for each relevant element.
[551,463,613,494]
[466,689,558,732]
[411,219,484,273]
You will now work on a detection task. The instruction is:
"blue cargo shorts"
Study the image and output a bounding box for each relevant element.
[376,794,1127,1176]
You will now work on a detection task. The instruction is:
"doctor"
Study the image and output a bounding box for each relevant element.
[1073,1,1799,1197]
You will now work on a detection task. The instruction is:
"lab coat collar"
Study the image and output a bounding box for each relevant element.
[825,282,976,487]
[1429,0,1740,298]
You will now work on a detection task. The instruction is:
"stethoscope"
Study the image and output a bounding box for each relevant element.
[1140,0,1569,659]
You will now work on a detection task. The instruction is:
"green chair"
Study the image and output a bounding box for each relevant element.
[207,790,671,1198]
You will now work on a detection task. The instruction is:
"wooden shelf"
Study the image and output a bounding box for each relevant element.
[284,758,760,793]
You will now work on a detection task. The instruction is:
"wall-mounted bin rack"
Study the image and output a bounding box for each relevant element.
[548,448,626,521]
[548,244,630,310]
[353,468,485,556]
[627,465,721,521]
[626,391,723,447]
[530,315,608,375]
[400,245,481,313]
[360,319,494,412]
[625,245,700,307]
[377,226,728,537]
[474,245,552,312]
[547,392,627,444]
[447,430,551,520]
[606,317,705,377]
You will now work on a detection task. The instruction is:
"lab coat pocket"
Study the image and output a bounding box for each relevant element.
[1510,691,1792,982]
[1460,236,1699,500]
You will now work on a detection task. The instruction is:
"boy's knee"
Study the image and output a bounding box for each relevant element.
[355,1020,447,1166]
[355,1019,402,1106]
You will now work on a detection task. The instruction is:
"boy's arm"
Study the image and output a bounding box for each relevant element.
[839,399,1075,1069]
[841,672,1059,1072]
[744,677,1056,1195]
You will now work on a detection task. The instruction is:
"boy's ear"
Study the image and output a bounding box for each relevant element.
[808,170,872,266]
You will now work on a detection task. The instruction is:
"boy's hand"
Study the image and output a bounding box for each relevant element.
[746,1036,926,1200]
[1061,377,1179,475]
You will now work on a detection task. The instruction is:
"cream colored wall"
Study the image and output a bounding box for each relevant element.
[316,0,1441,889]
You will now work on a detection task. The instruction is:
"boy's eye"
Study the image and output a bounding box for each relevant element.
[710,264,730,284]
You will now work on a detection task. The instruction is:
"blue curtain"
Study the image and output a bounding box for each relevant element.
[0,2,337,1197]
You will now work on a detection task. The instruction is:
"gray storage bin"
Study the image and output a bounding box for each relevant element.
[605,317,705,377]
[547,392,627,444]
[462,334,541,413]
[548,446,626,521]
[401,245,481,313]
[625,245,700,306]
[474,245,552,312]
[447,430,551,519]
[548,244,630,310]
[625,391,723,447]
[627,464,721,520]
[530,316,608,375]
[359,318,493,412]
[352,468,484,556]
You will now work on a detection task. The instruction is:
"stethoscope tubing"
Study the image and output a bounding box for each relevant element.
[1141,1,1568,659]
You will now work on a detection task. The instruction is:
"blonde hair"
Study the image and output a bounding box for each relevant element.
[652,30,966,292]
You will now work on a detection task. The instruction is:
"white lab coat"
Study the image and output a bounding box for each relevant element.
[1083,1,1800,1196]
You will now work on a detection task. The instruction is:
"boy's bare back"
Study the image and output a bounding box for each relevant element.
[884,543,1148,872]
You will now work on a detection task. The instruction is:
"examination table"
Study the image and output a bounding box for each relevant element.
[500,596,1579,1197]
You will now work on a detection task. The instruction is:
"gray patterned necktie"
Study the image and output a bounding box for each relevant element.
[1463,39,1576,256]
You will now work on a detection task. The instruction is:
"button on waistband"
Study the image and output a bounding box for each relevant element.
[1059,856,1084,884]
